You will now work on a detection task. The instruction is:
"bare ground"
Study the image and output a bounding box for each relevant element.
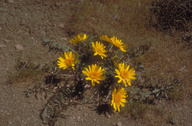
[0,0,192,126]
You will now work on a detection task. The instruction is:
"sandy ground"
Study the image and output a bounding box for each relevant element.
[0,0,192,126]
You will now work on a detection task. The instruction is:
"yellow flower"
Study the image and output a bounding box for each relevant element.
[57,51,79,70]
[100,35,112,43]
[70,34,88,44]
[110,36,127,52]
[82,64,106,86]
[92,41,107,59]
[111,88,127,112]
[115,63,136,87]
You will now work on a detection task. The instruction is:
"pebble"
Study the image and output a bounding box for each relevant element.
[8,0,14,3]
[106,113,111,118]
[59,23,65,28]
[116,121,122,126]
[83,113,88,117]
[0,44,6,48]
[76,116,80,121]
[15,44,23,50]
[55,2,62,7]
[25,13,29,16]
[3,39,10,43]
[60,37,67,41]
[78,107,83,111]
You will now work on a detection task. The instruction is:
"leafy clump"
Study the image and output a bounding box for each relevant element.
[33,33,137,125]
[8,57,52,84]
[24,33,184,125]
[124,100,148,119]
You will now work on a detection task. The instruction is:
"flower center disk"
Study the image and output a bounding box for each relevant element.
[96,48,102,53]
[66,58,73,65]
[90,72,98,79]
[120,71,128,79]
[114,93,121,105]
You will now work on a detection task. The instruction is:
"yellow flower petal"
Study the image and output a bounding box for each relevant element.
[115,63,136,87]
[57,51,79,70]
[70,34,88,44]
[111,88,127,112]
[100,35,112,43]
[92,41,107,59]
[82,64,105,86]
[110,36,127,52]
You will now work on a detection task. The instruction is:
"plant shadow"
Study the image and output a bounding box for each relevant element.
[95,103,114,116]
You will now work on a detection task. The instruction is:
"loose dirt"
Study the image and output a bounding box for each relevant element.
[0,0,191,126]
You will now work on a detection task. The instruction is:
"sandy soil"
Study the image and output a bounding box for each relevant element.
[0,0,191,126]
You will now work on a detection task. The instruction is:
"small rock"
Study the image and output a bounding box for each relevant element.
[93,118,96,122]
[106,112,111,118]
[0,44,6,48]
[78,107,83,111]
[83,113,88,117]
[59,23,65,28]
[61,37,67,41]
[25,13,28,16]
[42,1,49,6]
[55,2,62,7]
[8,0,14,3]
[76,116,80,121]
[116,121,122,126]
[3,39,10,43]
[15,44,23,50]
